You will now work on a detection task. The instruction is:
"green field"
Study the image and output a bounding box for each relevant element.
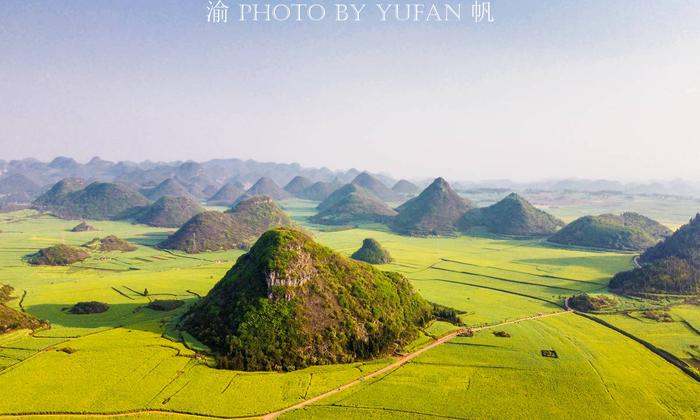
[0,203,698,419]
[284,315,699,419]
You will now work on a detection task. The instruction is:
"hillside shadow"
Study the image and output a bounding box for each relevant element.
[128,232,172,247]
[461,228,546,242]
[25,299,197,335]
[515,255,632,270]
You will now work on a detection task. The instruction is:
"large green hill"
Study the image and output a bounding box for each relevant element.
[317,184,362,212]
[34,181,151,220]
[610,214,700,295]
[311,184,396,225]
[297,180,341,201]
[244,177,290,201]
[141,178,193,201]
[460,193,564,236]
[159,196,293,253]
[206,182,245,206]
[28,244,90,266]
[128,196,203,228]
[33,178,87,207]
[351,238,393,264]
[548,212,671,251]
[0,284,47,334]
[283,176,313,195]
[390,178,473,236]
[182,228,431,371]
[351,172,399,202]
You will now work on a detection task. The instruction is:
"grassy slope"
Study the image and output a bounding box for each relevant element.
[0,203,698,417]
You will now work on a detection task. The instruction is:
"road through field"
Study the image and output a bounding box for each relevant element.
[0,310,572,420]
[261,309,573,419]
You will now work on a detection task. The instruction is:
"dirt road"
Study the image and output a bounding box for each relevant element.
[262,309,572,419]
[0,310,572,420]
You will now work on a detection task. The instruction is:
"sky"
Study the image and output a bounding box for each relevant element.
[1,0,699,182]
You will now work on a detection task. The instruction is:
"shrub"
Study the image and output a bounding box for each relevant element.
[147,300,184,311]
[641,310,673,322]
[69,301,109,314]
[28,244,90,266]
[568,293,617,312]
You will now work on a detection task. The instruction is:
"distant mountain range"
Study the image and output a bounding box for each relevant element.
[0,157,383,197]
[1,157,699,212]
[454,178,700,198]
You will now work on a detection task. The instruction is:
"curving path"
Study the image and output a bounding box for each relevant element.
[0,310,572,420]
[262,309,573,419]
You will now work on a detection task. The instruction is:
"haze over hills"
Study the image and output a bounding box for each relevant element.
[206,182,245,206]
[283,176,313,195]
[182,228,431,371]
[2,157,700,209]
[460,193,564,236]
[610,214,700,295]
[455,178,700,198]
[548,213,672,251]
[392,179,420,195]
[159,196,293,253]
[297,180,343,202]
[391,178,474,236]
[0,157,391,201]
[0,173,41,196]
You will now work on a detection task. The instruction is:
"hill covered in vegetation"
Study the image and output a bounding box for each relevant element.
[129,196,203,228]
[0,173,41,196]
[568,293,618,312]
[28,244,90,265]
[351,238,393,264]
[83,235,137,252]
[34,181,151,220]
[182,228,431,371]
[297,181,341,201]
[390,178,473,236]
[548,212,671,251]
[351,172,399,202]
[206,182,245,206]
[34,178,88,207]
[311,184,396,225]
[159,196,293,253]
[69,301,110,314]
[317,184,361,212]
[243,177,290,201]
[460,193,564,236]
[392,179,420,195]
[141,178,193,201]
[283,176,313,195]
[610,214,700,295]
[71,221,96,232]
[1,284,47,334]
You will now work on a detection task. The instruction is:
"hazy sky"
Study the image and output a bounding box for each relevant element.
[1,0,699,181]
